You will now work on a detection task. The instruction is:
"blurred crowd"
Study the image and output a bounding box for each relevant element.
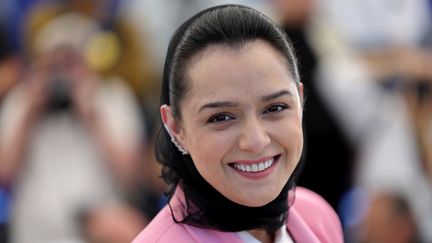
[0,0,431,242]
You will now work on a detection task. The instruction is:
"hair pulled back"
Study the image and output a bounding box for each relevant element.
[155,4,301,232]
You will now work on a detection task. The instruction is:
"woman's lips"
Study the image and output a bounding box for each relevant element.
[232,157,274,172]
[229,155,280,178]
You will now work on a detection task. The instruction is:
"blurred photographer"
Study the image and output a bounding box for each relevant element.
[0,13,146,243]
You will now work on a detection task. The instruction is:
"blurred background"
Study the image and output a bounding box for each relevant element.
[0,0,431,242]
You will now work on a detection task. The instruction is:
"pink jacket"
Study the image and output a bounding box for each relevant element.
[133,187,343,243]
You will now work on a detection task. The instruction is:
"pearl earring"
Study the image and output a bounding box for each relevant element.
[163,124,188,155]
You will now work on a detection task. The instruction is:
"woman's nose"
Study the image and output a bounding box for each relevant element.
[238,118,271,154]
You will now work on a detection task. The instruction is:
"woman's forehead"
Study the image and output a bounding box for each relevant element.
[178,41,299,111]
[185,40,293,90]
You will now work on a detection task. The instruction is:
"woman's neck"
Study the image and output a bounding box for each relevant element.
[248,229,274,243]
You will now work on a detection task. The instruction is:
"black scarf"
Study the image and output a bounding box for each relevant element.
[169,155,304,233]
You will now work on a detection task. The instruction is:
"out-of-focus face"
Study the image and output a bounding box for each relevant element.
[162,40,303,207]
[273,0,314,25]
[0,57,21,97]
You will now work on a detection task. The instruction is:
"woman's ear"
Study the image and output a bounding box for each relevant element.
[160,104,188,155]
[160,104,176,133]
[296,82,304,119]
[299,82,304,106]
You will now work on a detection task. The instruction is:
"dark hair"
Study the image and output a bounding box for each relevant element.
[155,4,302,232]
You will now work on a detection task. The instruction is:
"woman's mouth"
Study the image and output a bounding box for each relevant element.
[233,158,273,172]
[229,155,280,174]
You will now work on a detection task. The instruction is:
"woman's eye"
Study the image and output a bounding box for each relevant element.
[264,104,287,114]
[207,114,234,123]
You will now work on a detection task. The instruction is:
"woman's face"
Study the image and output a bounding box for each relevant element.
[163,40,304,207]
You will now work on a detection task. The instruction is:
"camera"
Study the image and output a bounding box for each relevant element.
[47,73,72,112]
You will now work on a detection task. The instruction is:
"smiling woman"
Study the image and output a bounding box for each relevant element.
[133,4,343,243]
[168,40,304,208]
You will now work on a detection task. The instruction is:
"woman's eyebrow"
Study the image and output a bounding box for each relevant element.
[261,90,292,101]
[198,101,238,113]
[197,90,292,114]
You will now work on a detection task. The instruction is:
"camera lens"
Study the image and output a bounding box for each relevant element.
[47,77,72,112]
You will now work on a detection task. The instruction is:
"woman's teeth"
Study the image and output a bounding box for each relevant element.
[233,158,274,173]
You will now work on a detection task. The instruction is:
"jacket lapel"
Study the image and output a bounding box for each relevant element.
[287,207,321,243]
